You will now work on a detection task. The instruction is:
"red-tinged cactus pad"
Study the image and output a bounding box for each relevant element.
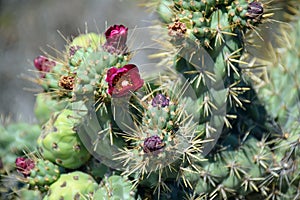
[37,109,90,169]
[43,171,98,200]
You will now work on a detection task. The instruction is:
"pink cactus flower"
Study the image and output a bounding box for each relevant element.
[105,64,144,97]
[103,24,128,54]
[15,157,35,177]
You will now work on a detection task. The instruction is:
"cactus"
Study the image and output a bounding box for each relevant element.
[0,122,41,169]
[37,109,90,169]
[34,93,68,125]
[92,175,136,200]
[15,157,60,191]
[4,1,300,199]
[43,171,98,200]
[0,121,41,199]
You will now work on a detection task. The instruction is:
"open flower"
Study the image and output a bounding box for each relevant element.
[34,55,56,78]
[15,157,35,177]
[105,64,144,97]
[103,24,128,54]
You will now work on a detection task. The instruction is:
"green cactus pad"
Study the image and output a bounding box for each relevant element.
[37,109,90,169]
[43,171,98,200]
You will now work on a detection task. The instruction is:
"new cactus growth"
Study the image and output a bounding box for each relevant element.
[15,157,60,191]
[3,1,300,199]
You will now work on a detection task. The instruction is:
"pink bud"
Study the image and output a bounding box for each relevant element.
[33,55,56,78]
[103,24,128,54]
[15,157,35,177]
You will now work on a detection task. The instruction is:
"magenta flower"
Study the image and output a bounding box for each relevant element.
[105,64,144,97]
[34,55,56,78]
[15,157,35,177]
[103,24,128,54]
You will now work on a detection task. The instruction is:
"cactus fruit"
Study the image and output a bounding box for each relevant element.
[43,171,98,200]
[15,157,60,191]
[37,109,90,169]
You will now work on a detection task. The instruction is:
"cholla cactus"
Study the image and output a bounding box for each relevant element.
[4,1,300,200]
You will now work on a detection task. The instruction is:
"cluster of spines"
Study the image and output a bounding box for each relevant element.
[164,0,266,49]
[151,0,300,199]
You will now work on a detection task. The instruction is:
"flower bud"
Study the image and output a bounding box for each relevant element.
[247,2,263,22]
[151,94,170,107]
[143,135,165,153]
[33,55,56,78]
[103,24,128,54]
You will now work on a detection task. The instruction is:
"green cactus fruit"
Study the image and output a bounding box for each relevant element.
[17,158,61,191]
[37,109,90,169]
[43,171,98,200]
[34,93,68,125]
[142,94,199,131]
[92,175,136,200]
[38,61,70,93]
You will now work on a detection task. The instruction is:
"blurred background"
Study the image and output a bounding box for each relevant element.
[0,0,157,123]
